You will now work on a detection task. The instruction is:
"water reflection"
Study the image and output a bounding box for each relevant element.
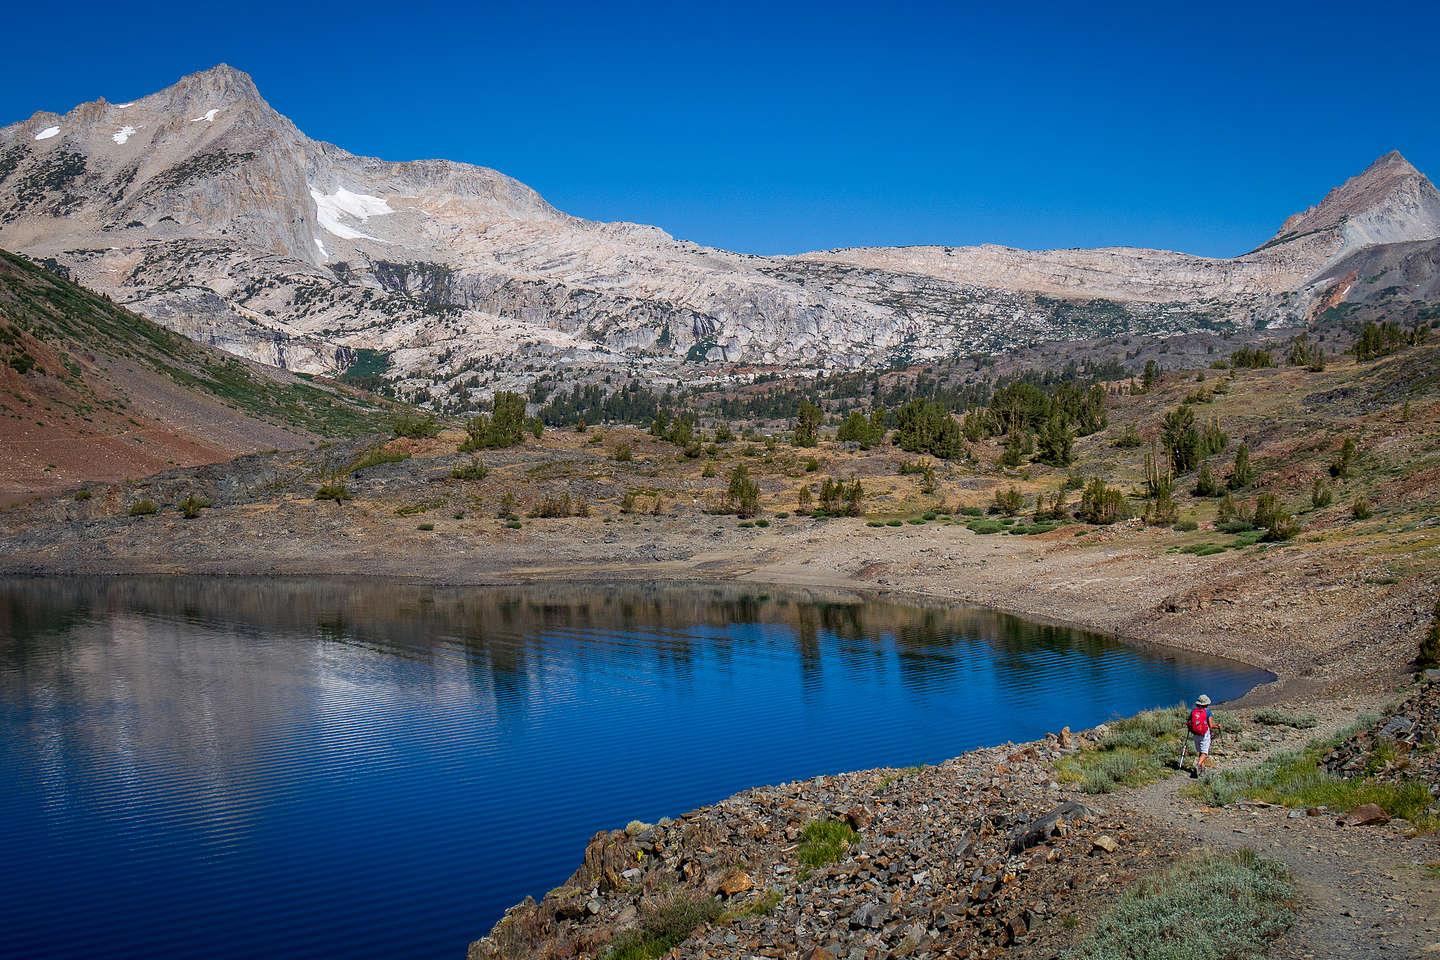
[0,576,1270,960]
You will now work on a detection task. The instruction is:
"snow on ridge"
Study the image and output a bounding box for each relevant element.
[34,126,60,141]
[309,185,394,243]
[189,109,220,123]
[115,102,134,109]
[112,126,137,144]
[315,237,329,259]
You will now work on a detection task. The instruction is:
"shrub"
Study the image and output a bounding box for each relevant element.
[128,498,159,516]
[1193,463,1222,497]
[792,400,822,447]
[528,494,572,518]
[837,408,888,447]
[451,457,488,480]
[1174,517,1199,532]
[725,464,761,518]
[497,490,519,517]
[178,494,211,519]
[989,486,1025,516]
[1230,345,1275,368]
[1352,496,1373,520]
[315,481,352,502]
[416,522,434,531]
[1228,444,1255,489]
[603,892,722,960]
[796,485,813,512]
[1420,600,1440,668]
[620,491,637,514]
[392,411,439,439]
[1146,490,1179,526]
[804,457,820,472]
[1078,479,1130,524]
[701,463,716,478]
[1255,493,1299,541]
[1252,710,1319,729]
[611,442,633,462]
[73,488,92,501]
[460,391,528,451]
[818,477,864,516]
[894,398,965,460]
[1330,437,1357,479]
[958,505,984,517]
[1311,476,1333,509]
[1060,850,1293,960]
[1112,423,1143,448]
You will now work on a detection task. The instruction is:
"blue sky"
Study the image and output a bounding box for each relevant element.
[2,0,1435,257]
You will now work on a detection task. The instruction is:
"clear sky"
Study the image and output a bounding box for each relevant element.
[2,0,1435,257]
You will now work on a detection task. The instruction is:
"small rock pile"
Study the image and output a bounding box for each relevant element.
[469,732,1190,960]
[1322,679,1440,798]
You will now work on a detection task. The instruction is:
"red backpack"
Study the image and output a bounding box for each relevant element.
[1188,707,1210,735]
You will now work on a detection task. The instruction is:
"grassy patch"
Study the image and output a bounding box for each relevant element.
[796,818,858,867]
[1188,722,1437,826]
[350,445,410,473]
[1251,709,1319,729]
[1060,849,1293,960]
[127,498,158,516]
[966,518,1007,534]
[604,892,722,960]
[1055,705,1189,793]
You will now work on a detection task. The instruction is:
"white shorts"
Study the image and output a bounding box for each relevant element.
[1193,731,1212,755]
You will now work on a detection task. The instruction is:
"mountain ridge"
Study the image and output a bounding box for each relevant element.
[1,65,1437,406]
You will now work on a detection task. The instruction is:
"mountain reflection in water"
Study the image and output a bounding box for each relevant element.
[0,577,1270,960]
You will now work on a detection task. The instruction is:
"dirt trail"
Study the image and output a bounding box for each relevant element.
[1118,735,1440,959]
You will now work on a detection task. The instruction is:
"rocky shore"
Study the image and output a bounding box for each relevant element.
[469,727,1188,960]
[470,684,1440,960]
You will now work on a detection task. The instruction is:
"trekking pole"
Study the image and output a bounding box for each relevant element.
[1178,733,1188,771]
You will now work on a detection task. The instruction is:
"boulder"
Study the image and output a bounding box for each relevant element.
[1344,803,1390,826]
[1008,800,1105,854]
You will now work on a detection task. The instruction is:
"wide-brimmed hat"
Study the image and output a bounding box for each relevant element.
[1195,694,1212,706]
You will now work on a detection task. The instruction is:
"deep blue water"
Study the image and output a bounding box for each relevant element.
[0,577,1270,960]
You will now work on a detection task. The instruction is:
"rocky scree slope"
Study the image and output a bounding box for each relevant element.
[469,734,1194,960]
[2,66,1438,395]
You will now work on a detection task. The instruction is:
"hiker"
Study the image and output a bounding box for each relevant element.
[1188,694,1219,777]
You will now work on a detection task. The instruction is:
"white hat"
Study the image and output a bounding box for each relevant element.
[1195,694,1212,706]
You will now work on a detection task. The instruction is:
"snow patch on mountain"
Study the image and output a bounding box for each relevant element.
[314,237,328,258]
[189,109,220,123]
[112,126,136,145]
[34,126,59,141]
[309,186,393,243]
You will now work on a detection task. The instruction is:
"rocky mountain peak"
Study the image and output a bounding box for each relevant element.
[1267,149,1440,250]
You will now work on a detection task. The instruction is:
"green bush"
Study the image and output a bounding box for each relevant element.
[886,519,902,527]
[1078,478,1130,524]
[1061,850,1293,960]
[1420,600,1440,668]
[603,892,723,960]
[989,486,1025,516]
[128,498,158,516]
[460,391,528,451]
[1352,496,1373,520]
[1311,476,1333,509]
[178,494,211,519]
[958,505,983,517]
[967,519,1006,534]
[73,488,92,501]
[1252,710,1319,729]
[1173,517,1199,532]
[611,442,633,462]
[392,411,439,439]
[451,457,488,480]
[417,523,434,531]
[315,481,352,502]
